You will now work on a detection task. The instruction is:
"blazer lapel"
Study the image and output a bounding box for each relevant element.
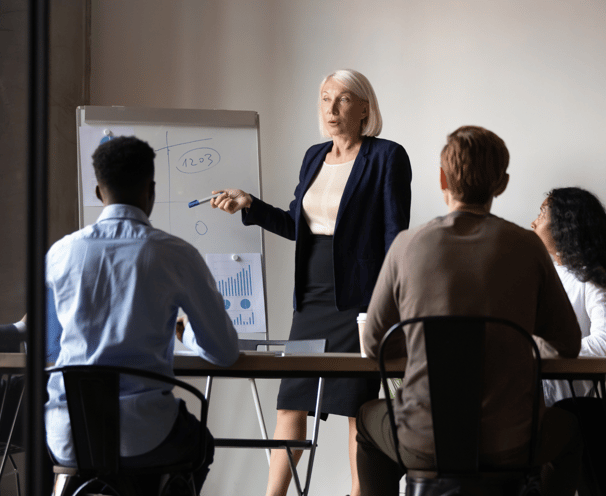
[335,137,372,228]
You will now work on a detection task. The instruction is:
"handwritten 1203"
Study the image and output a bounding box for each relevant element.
[177,147,221,174]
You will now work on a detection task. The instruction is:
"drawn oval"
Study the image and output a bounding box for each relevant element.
[177,147,221,174]
[195,221,208,235]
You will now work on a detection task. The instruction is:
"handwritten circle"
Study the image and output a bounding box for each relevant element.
[177,147,221,174]
[240,299,251,309]
[195,221,208,235]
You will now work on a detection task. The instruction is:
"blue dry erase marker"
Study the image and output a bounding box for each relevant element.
[188,193,222,208]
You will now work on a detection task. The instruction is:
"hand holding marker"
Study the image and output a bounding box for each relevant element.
[191,189,253,214]
[188,193,222,208]
[208,189,253,214]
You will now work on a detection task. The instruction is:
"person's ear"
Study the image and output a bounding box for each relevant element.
[440,168,449,190]
[493,173,510,197]
[95,185,103,202]
[355,96,369,120]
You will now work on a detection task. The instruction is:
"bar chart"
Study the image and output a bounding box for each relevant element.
[215,264,253,297]
[207,253,267,334]
[232,312,256,326]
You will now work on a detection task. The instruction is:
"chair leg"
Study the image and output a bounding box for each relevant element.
[0,374,24,479]
[52,473,69,496]
[53,475,101,496]
[0,453,22,496]
[8,454,21,496]
[53,475,131,496]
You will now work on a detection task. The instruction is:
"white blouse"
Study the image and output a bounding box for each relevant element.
[543,262,606,405]
[302,159,355,235]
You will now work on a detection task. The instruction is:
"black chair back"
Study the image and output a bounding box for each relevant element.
[424,318,484,474]
[61,368,121,473]
[379,316,541,482]
[46,364,209,495]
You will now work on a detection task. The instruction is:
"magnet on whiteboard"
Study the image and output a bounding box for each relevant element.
[232,254,240,261]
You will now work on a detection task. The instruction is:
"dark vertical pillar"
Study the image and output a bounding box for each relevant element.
[26,0,49,494]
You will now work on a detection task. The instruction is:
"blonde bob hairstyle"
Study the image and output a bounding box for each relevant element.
[318,69,383,138]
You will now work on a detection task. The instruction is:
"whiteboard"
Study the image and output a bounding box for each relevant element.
[76,106,267,335]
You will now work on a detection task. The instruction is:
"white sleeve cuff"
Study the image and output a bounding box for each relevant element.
[182,323,197,352]
[13,321,27,333]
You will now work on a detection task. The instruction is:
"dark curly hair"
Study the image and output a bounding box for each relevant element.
[547,187,606,288]
[92,136,155,193]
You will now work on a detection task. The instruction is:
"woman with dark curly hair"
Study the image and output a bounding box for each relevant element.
[531,187,606,405]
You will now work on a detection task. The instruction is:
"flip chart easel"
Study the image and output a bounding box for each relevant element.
[76,106,268,337]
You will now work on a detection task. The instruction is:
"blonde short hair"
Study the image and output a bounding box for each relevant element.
[318,69,383,138]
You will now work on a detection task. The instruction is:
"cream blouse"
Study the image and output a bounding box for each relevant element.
[302,159,355,235]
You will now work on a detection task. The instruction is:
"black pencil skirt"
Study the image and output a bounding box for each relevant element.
[276,235,380,418]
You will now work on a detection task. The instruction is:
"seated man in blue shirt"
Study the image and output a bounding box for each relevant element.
[45,136,240,493]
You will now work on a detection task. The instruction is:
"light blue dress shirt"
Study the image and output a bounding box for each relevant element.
[45,204,239,464]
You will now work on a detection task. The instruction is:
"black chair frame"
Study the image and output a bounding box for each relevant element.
[0,323,26,496]
[557,376,606,496]
[0,372,24,496]
[46,364,209,496]
[379,316,542,496]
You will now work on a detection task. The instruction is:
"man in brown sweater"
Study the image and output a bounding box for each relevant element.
[357,125,583,496]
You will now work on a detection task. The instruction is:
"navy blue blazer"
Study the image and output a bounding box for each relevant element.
[243,136,412,310]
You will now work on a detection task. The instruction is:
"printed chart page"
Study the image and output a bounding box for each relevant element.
[206,253,267,334]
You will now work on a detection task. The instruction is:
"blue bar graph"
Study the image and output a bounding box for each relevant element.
[233,312,255,326]
[215,265,253,297]
[207,253,266,334]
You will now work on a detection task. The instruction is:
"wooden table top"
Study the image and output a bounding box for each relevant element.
[4,352,605,380]
[0,353,27,373]
[173,351,606,380]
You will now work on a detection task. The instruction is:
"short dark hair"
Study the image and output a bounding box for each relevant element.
[440,126,509,204]
[92,136,155,193]
[547,187,606,288]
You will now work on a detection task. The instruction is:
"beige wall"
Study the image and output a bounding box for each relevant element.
[0,1,89,323]
[27,0,604,495]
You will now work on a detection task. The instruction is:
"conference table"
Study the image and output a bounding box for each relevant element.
[171,350,606,380]
[0,354,27,374]
[3,351,605,379]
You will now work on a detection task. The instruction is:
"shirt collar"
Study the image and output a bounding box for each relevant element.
[96,204,152,226]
